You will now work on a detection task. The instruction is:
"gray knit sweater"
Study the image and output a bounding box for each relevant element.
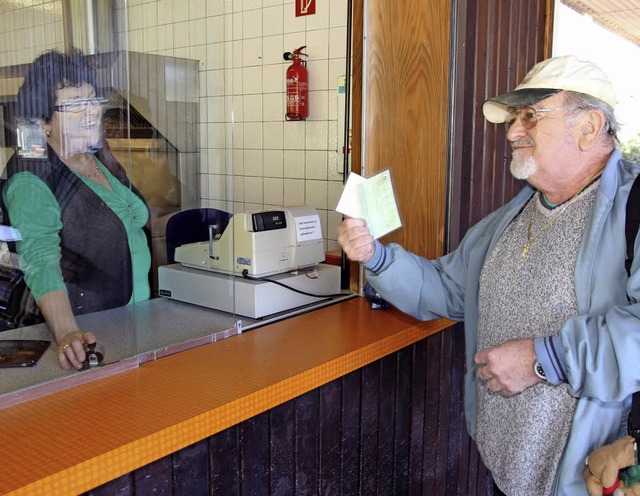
[476,183,599,495]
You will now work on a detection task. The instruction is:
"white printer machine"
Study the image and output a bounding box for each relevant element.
[158,206,342,318]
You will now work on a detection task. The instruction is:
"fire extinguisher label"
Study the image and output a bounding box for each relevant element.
[287,83,307,106]
[286,81,308,120]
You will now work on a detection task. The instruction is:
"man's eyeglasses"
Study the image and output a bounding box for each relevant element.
[54,97,109,114]
[505,106,582,130]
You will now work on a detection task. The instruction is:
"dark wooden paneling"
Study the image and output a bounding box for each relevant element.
[340,371,361,496]
[210,425,240,494]
[241,412,270,494]
[392,347,412,495]
[135,456,171,494]
[86,472,133,496]
[84,325,496,496]
[449,0,552,249]
[408,337,427,495]
[422,326,442,494]
[359,357,381,495]
[318,380,340,495]
[270,401,295,495]
[295,389,320,495]
[377,353,397,496]
[172,439,209,496]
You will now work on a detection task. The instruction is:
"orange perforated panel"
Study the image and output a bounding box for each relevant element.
[0,298,453,495]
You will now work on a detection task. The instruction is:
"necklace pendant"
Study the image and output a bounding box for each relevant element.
[521,244,529,260]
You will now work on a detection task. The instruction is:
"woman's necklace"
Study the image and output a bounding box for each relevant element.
[68,155,103,179]
[520,168,604,260]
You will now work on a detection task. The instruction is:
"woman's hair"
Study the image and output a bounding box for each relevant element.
[16,49,99,122]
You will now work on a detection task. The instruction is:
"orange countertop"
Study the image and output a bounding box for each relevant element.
[0,297,453,496]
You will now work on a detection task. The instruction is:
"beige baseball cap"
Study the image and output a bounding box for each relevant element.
[482,55,617,123]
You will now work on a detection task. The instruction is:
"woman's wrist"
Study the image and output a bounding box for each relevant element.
[54,329,83,347]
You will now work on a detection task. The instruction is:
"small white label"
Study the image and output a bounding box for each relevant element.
[295,215,321,243]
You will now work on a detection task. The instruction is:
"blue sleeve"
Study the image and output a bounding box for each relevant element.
[361,199,519,323]
[534,336,568,385]
[363,240,392,273]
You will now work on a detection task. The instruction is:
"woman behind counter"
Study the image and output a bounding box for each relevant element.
[3,49,151,370]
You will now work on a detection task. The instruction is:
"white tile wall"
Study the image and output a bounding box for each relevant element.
[213,0,348,251]
[0,1,64,66]
[0,0,349,251]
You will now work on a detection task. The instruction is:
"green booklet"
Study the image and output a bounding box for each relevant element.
[335,169,402,239]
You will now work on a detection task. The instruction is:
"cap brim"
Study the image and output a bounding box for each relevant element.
[482,88,562,123]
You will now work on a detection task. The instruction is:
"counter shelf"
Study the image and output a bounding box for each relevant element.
[0,297,453,496]
[0,293,354,408]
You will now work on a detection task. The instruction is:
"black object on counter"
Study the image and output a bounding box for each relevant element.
[364,282,389,310]
[0,339,50,367]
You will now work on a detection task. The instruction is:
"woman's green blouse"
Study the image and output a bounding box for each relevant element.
[3,159,151,304]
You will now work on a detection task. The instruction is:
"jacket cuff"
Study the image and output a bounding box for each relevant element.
[363,240,392,274]
[533,336,567,385]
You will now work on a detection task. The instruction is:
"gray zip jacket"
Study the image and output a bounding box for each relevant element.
[364,149,640,494]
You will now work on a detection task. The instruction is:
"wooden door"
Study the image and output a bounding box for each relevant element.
[359,0,451,260]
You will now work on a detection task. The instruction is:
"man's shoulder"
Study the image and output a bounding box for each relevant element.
[619,157,640,178]
[609,147,640,176]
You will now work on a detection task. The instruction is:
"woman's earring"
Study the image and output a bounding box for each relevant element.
[45,130,51,137]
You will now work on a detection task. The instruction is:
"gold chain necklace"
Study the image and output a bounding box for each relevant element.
[68,155,103,179]
[521,169,603,260]
[71,164,102,179]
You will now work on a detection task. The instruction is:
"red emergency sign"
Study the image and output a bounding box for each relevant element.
[295,0,316,17]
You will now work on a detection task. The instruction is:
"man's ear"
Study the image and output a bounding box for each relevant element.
[578,110,606,151]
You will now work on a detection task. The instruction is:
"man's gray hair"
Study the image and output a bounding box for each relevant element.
[563,91,619,146]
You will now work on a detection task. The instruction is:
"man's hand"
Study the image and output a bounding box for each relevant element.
[474,338,539,396]
[337,217,375,263]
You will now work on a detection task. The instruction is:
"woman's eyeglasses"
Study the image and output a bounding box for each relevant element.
[505,106,582,129]
[54,97,109,113]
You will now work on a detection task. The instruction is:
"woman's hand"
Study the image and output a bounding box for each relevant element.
[36,290,97,370]
[56,330,97,370]
[337,218,375,263]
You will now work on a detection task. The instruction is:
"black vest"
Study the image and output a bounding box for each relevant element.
[3,149,148,325]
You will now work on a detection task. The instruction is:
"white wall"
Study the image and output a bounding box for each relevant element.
[0,1,64,66]
[124,0,348,251]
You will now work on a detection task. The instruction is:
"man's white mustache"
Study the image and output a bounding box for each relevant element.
[512,138,534,149]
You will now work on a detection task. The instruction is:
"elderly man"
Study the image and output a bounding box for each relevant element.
[337,55,640,495]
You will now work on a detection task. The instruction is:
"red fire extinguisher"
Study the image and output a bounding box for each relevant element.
[284,46,308,121]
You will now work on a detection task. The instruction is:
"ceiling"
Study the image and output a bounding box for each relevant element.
[561,0,640,47]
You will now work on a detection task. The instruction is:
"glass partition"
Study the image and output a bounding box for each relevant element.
[0,0,353,405]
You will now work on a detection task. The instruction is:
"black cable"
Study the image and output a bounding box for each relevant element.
[241,269,345,298]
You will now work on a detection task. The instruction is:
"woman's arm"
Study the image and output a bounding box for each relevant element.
[38,289,96,369]
[4,172,93,369]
